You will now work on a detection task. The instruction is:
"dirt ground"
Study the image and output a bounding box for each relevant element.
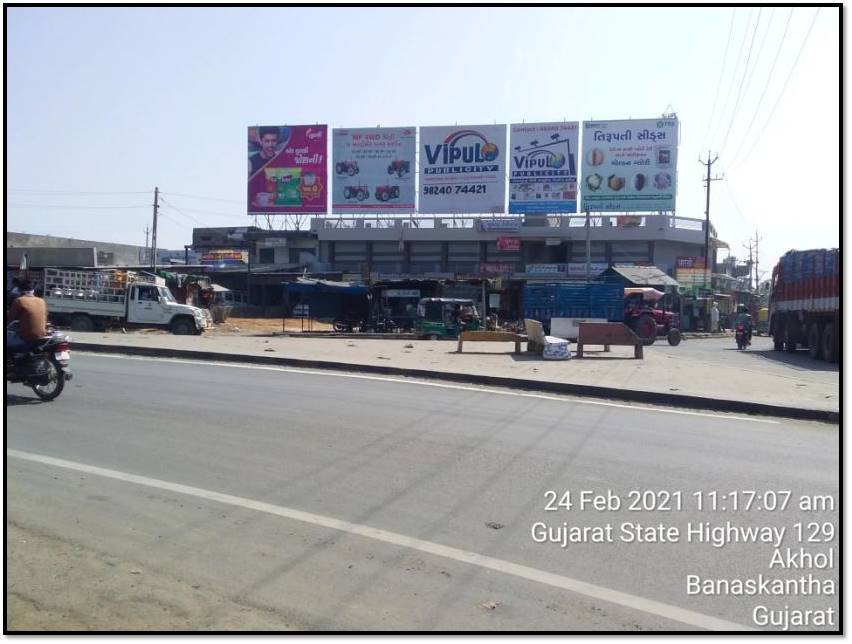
[5,520,296,632]
[207,317,333,335]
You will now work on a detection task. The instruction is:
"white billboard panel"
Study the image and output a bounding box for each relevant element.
[419,124,506,214]
[509,121,578,213]
[580,118,678,212]
[332,127,416,214]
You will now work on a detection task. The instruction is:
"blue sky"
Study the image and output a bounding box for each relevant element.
[6,6,839,276]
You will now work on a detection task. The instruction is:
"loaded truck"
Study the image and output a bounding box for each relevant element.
[43,268,212,334]
[769,248,839,361]
[521,282,680,346]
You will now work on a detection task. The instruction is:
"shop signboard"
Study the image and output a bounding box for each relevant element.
[496,236,520,251]
[383,289,421,298]
[566,262,608,277]
[581,118,678,212]
[509,121,579,214]
[676,256,705,269]
[479,218,521,232]
[545,238,563,246]
[479,262,516,275]
[420,125,506,214]
[332,127,416,214]
[248,125,328,214]
[201,249,248,267]
[526,263,567,275]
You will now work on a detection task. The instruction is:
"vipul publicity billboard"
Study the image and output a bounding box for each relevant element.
[247,125,328,214]
[332,127,416,214]
[419,125,506,214]
[580,118,678,212]
[509,121,579,214]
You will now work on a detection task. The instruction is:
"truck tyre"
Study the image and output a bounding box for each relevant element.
[171,317,195,335]
[808,323,822,360]
[635,314,657,346]
[666,328,681,346]
[773,337,783,351]
[821,322,836,363]
[71,314,95,332]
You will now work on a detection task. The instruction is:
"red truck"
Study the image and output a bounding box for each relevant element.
[769,248,839,361]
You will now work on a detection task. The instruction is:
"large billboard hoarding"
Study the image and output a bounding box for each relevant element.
[332,127,416,214]
[248,125,328,214]
[580,118,678,212]
[509,121,578,214]
[419,125,506,214]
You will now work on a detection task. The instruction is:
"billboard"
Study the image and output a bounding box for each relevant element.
[580,118,678,212]
[419,125,506,214]
[200,249,248,267]
[332,127,416,214]
[509,121,578,214]
[247,125,328,214]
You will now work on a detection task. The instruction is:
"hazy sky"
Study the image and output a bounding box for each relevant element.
[6,6,840,276]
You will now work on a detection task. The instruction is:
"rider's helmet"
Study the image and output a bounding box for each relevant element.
[736,304,747,313]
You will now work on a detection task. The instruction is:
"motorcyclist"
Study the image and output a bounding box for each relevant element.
[734,304,753,342]
[6,279,47,352]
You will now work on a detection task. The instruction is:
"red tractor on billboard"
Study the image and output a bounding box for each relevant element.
[387,160,410,178]
[343,185,370,201]
[335,160,359,176]
[375,185,400,202]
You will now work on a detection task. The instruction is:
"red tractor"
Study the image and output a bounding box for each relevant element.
[387,160,410,178]
[343,185,369,201]
[624,288,681,346]
[375,185,400,202]
[336,160,360,176]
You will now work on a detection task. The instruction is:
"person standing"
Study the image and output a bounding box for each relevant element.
[710,301,720,333]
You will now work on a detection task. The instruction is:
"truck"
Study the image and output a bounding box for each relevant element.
[521,282,680,346]
[769,248,839,361]
[43,268,213,334]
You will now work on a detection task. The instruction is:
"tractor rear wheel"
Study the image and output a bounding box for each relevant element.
[634,314,657,346]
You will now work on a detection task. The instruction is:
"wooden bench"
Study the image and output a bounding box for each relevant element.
[457,330,527,354]
[577,322,643,359]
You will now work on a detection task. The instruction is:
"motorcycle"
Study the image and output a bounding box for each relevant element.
[735,323,751,350]
[6,322,73,401]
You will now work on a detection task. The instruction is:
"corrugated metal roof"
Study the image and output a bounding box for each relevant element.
[608,266,680,286]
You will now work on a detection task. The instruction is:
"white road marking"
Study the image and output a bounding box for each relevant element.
[80,352,779,424]
[8,448,751,632]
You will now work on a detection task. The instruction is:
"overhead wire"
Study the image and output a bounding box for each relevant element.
[160,191,244,205]
[727,8,794,168]
[703,8,737,150]
[709,7,754,148]
[732,7,820,170]
[719,7,763,157]
[7,203,151,209]
[8,189,151,195]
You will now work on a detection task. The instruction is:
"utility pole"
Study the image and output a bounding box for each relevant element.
[143,226,150,264]
[150,186,160,269]
[753,228,762,293]
[742,237,754,291]
[699,151,723,285]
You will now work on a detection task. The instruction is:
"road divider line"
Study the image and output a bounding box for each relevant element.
[8,448,752,632]
[82,353,779,424]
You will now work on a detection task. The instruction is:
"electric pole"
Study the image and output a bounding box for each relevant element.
[144,226,150,264]
[753,228,762,293]
[699,151,723,285]
[150,187,160,269]
[742,238,754,292]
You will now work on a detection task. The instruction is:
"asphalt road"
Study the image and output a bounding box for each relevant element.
[6,354,839,631]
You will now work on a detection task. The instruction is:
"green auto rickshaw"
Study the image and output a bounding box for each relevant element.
[415,298,481,339]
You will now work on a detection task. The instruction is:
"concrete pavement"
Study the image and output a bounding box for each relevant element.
[66,330,839,421]
[6,354,839,631]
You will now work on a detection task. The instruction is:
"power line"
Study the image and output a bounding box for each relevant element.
[719,7,763,156]
[7,203,151,209]
[160,191,245,205]
[164,204,246,219]
[732,7,820,169]
[159,195,203,225]
[703,8,737,150]
[710,7,753,147]
[8,189,150,195]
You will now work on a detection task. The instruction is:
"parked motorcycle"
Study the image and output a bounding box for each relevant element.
[5,322,73,401]
[735,323,751,350]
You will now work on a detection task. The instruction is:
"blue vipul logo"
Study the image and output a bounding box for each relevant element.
[513,149,566,169]
[424,130,499,166]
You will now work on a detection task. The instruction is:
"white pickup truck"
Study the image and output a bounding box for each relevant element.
[43,268,212,334]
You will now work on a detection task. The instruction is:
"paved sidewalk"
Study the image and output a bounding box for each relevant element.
[67,330,839,415]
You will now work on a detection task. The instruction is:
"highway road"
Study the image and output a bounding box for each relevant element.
[6,353,839,631]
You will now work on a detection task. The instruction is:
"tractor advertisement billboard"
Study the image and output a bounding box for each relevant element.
[332,127,416,214]
[580,118,678,213]
[247,125,328,214]
[419,125,506,215]
[509,121,578,214]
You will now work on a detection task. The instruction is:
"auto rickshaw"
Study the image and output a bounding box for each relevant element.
[415,298,481,339]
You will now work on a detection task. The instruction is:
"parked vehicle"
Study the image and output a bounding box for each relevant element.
[735,322,751,350]
[343,185,369,201]
[623,288,681,346]
[416,298,481,339]
[387,160,410,178]
[6,322,73,401]
[375,185,400,202]
[335,160,359,176]
[43,268,212,334]
[769,248,839,361]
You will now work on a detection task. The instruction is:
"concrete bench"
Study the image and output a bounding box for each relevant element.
[577,322,643,359]
[524,319,571,360]
[457,330,527,354]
